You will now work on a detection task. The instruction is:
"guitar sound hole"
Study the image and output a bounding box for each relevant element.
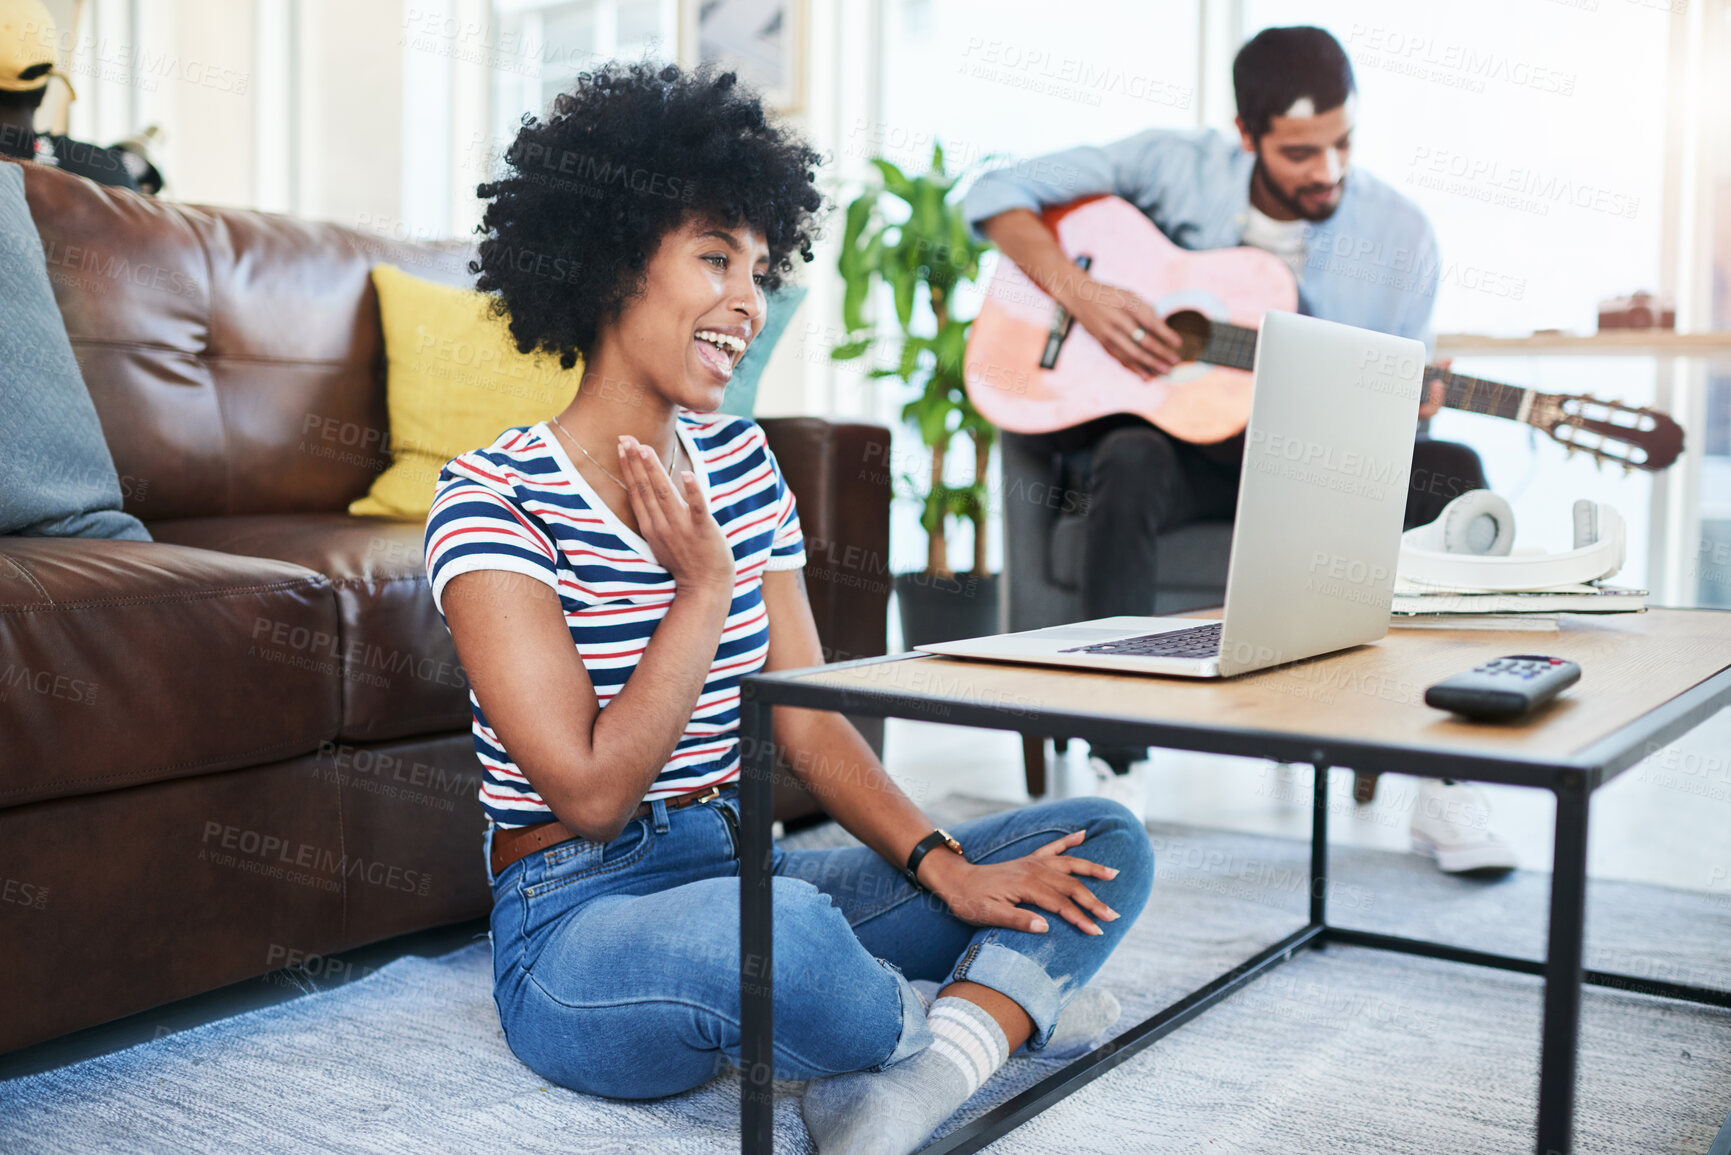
[1165,310,1213,362]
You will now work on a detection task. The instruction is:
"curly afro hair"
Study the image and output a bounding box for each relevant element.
[471,60,825,371]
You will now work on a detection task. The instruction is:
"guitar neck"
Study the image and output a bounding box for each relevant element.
[1197,321,1259,373]
[1430,367,1528,423]
[1199,321,1531,425]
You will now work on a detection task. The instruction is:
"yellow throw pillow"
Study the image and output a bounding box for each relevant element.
[349,262,581,520]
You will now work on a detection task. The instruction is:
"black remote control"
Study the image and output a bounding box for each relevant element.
[1424,655,1582,721]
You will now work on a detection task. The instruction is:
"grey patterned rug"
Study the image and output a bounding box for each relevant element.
[3,797,1728,1154]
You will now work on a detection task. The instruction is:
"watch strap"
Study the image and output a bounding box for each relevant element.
[904,829,961,890]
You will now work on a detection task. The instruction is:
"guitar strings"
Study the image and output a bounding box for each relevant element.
[1132,319,1665,466]
[1205,321,1528,421]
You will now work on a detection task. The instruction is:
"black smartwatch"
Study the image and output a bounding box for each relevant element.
[903,828,965,890]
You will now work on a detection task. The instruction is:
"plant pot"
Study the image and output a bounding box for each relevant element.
[894,571,1001,648]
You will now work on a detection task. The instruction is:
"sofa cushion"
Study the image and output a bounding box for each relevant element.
[0,161,149,541]
[0,538,340,809]
[0,755,350,1055]
[307,733,490,943]
[349,262,580,522]
[147,514,469,743]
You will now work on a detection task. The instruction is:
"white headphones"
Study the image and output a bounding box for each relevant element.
[1397,489,1626,591]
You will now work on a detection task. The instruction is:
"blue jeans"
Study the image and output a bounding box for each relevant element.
[484,786,1155,1099]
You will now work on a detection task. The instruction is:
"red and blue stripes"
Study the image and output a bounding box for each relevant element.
[425,412,804,828]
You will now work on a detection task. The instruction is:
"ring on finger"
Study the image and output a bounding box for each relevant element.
[1130,327,1146,344]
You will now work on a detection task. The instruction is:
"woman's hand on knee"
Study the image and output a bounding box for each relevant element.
[927,830,1122,937]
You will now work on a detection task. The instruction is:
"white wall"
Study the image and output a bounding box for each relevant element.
[62,0,396,222]
[297,0,403,226]
[751,0,884,419]
[159,0,257,209]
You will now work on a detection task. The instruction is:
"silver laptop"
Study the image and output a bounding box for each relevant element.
[919,310,1425,678]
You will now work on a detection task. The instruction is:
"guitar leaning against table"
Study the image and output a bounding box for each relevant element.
[964,194,1685,473]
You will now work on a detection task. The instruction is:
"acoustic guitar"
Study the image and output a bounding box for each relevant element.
[963,195,1685,472]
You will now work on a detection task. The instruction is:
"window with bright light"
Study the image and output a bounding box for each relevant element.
[489,0,676,154]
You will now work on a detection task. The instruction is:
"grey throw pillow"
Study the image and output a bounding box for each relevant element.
[0,161,149,540]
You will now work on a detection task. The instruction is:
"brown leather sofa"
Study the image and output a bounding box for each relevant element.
[0,160,892,1056]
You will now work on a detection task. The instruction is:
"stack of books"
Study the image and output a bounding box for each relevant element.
[1389,580,1648,631]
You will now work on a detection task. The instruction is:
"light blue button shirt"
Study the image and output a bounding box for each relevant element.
[961,127,1441,352]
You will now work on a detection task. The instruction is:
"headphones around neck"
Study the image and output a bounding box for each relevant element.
[1397,489,1626,592]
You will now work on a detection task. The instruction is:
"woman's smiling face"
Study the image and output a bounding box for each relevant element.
[602,215,770,413]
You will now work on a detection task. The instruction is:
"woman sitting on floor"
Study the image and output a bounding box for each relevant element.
[424,60,1154,1155]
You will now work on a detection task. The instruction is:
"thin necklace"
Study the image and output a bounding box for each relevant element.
[549,414,677,491]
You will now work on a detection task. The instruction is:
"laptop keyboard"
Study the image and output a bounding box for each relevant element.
[1059,621,1223,659]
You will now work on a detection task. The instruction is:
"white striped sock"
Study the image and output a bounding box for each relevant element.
[925,997,1009,1099]
[800,995,1014,1153]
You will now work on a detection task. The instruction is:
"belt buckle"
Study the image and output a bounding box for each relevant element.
[692,785,723,805]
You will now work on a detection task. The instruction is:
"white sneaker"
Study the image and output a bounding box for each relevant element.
[1087,755,1151,823]
[1409,779,1518,874]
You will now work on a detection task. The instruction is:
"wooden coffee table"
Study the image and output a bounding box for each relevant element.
[734,608,1731,1154]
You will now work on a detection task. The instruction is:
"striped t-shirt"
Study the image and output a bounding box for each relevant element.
[423,412,805,828]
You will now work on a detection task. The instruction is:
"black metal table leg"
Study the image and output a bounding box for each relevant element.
[1536,775,1590,1155]
[727,657,1731,1154]
[1711,1106,1731,1155]
[1311,761,1330,930]
[739,688,776,1154]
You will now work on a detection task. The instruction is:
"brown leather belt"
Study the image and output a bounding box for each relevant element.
[489,783,729,878]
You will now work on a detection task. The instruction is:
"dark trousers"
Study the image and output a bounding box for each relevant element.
[1014,417,1488,771]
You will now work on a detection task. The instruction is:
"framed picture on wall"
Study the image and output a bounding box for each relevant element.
[679,0,806,114]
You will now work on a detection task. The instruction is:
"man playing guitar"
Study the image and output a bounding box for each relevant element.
[962,26,1514,874]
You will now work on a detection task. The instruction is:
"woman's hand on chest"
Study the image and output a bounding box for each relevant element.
[618,434,736,598]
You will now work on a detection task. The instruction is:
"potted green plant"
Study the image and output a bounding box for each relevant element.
[832,142,999,647]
